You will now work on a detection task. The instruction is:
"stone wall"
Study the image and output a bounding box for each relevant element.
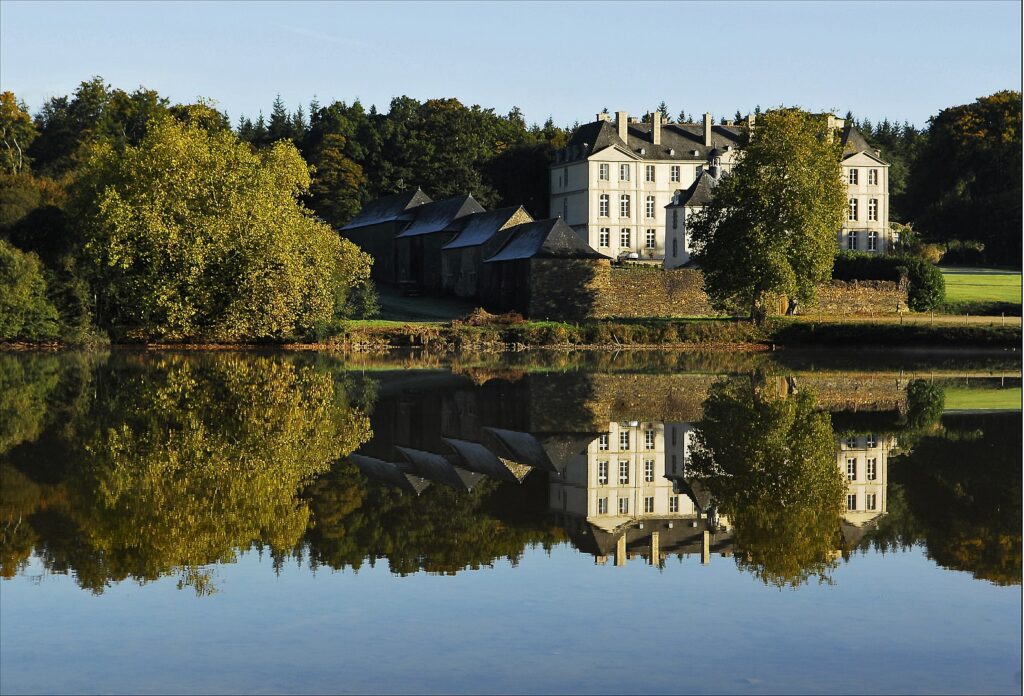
[527,258,610,321]
[806,279,907,315]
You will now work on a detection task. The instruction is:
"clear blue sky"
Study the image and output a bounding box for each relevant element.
[1,0,1020,128]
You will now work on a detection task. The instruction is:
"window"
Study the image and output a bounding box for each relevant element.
[620,194,631,217]
[620,228,631,248]
[644,497,654,513]
[645,196,655,218]
[695,164,703,178]
[671,454,677,472]
[868,198,878,221]
[646,229,656,249]
[563,167,569,187]
[847,458,857,481]
[645,165,655,182]
[671,428,677,446]
[599,163,610,181]
[669,495,679,513]
[644,459,654,482]
[867,458,877,481]
[599,227,610,247]
[562,198,567,219]
[848,169,859,185]
[868,230,878,251]
[848,198,858,221]
[599,194,610,217]
[598,461,609,485]
[671,165,680,182]
[598,433,609,451]
[672,238,678,257]
[866,493,877,511]
[868,168,878,185]
[846,436,857,448]
[847,230,859,250]
[620,431,630,450]
[619,498,629,514]
[866,434,876,448]
[598,497,608,514]
[847,494,857,511]
[645,429,655,449]
[619,163,630,181]
[619,461,630,484]
[672,209,678,229]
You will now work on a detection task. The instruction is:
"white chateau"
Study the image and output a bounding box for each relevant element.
[549,110,893,268]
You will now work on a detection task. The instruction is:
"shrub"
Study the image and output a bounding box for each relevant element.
[0,239,60,341]
[833,251,945,311]
[941,240,986,266]
[919,244,944,264]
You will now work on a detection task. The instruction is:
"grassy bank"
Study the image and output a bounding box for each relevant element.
[940,267,1022,315]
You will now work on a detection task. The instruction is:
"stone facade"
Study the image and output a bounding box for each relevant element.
[528,258,612,320]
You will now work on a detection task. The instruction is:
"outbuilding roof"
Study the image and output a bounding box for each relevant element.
[442,207,531,250]
[667,169,720,209]
[395,195,486,238]
[484,219,608,263]
[340,187,432,231]
[394,446,484,491]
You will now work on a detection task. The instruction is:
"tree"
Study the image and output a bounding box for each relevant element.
[689,376,846,587]
[0,92,37,174]
[657,101,671,121]
[72,117,374,340]
[689,108,846,322]
[0,239,59,341]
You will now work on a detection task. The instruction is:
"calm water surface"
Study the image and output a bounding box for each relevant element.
[1,351,1020,695]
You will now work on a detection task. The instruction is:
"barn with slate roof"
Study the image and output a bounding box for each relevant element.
[340,187,433,283]
[394,194,486,293]
[441,206,533,298]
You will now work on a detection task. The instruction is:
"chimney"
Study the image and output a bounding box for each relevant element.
[596,112,611,123]
[703,112,713,147]
[616,111,629,142]
[747,113,756,130]
[651,111,661,145]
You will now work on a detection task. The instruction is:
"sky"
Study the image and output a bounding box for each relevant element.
[1,1,1021,128]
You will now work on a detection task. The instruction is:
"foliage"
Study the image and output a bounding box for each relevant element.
[72,117,373,340]
[689,377,846,587]
[0,92,38,174]
[0,239,60,340]
[690,109,847,321]
[904,91,1022,265]
[832,251,945,311]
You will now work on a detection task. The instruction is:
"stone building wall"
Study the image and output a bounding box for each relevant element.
[527,258,611,321]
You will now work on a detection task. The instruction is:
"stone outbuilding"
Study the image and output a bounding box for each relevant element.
[441,206,533,298]
[394,194,485,293]
[339,187,433,283]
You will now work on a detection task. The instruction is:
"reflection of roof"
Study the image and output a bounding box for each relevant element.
[567,516,733,557]
[395,195,486,238]
[394,446,485,491]
[536,433,601,473]
[667,476,713,513]
[484,219,608,262]
[442,207,530,250]
[340,188,432,231]
[481,427,558,471]
[350,454,431,495]
[442,437,528,482]
[562,120,743,162]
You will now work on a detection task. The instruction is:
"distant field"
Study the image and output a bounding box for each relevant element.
[943,386,1022,412]
[941,267,1022,305]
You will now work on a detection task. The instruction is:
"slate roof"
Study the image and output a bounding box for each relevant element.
[667,169,720,209]
[484,219,608,263]
[340,188,432,231]
[442,437,527,482]
[394,446,484,491]
[561,120,744,163]
[350,453,431,495]
[442,207,530,250]
[480,427,558,472]
[395,195,486,238]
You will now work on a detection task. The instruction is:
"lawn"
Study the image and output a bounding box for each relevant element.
[940,267,1022,308]
[943,386,1022,412]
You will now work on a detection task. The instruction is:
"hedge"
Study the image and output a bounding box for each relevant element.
[833,251,945,311]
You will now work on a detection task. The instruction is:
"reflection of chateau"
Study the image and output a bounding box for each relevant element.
[839,432,892,545]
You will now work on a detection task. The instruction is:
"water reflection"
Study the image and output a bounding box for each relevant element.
[0,353,1019,594]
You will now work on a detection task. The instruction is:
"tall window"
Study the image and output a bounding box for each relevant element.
[866,434,876,448]
[847,458,857,481]
[619,163,630,181]
[645,429,655,449]
[848,169,859,185]
[645,164,655,182]
[620,228,631,248]
[599,194,609,217]
[868,230,878,251]
[848,198,859,221]
[646,196,655,218]
[599,227,610,247]
[846,437,857,448]
[644,459,654,482]
[847,494,857,511]
[620,194,631,217]
[867,458,877,481]
[669,495,679,513]
[868,168,878,185]
[847,230,859,250]
[672,238,678,257]
[599,163,610,181]
[695,165,703,178]
[671,453,677,472]
[563,167,568,187]
[598,433,609,451]
[671,165,680,182]
[644,497,654,513]
[646,229,656,249]
[562,199,567,219]
[619,431,630,450]
[619,461,629,484]
[619,498,629,514]
[672,210,678,229]
[598,497,608,514]
[868,198,878,221]
[598,461,609,485]
[866,493,877,511]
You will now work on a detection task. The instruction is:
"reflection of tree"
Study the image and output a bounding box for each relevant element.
[690,378,845,587]
[872,413,1021,585]
[300,462,563,575]
[2,354,371,594]
[0,355,60,455]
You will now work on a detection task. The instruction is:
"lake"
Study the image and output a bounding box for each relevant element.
[1,350,1020,694]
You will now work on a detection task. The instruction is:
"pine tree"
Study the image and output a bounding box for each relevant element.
[268,94,292,141]
[657,101,671,121]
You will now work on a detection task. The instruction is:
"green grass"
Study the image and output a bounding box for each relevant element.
[943,387,1022,412]
[941,267,1022,303]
